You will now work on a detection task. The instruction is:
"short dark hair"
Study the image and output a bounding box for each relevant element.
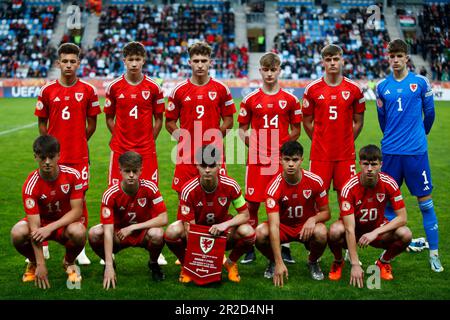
[57,43,81,58]
[33,135,60,158]
[188,42,212,58]
[359,144,382,162]
[320,44,343,58]
[280,141,304,157]
[195,144,222,166]
[123,41,146,58]
[387,39,408,54]
[119,151,142,170]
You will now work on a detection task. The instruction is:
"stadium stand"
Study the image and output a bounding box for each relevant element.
[0,0,59,78]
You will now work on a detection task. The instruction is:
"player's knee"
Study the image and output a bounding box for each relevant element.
[237,223,254,238]
[164,221,183,240]
[66,223,86,242]
[329,222,344,242]
[313,223,328,243]
[397,227,412,244]
[148,227,164,245]
[255,223,269,244]
[88,224,103,243]
[10,222,29,244]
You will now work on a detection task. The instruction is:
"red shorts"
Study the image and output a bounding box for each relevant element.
[263,221,305,244]
[172,163,227,193]
[309,159,356,192]
[21,217,86,244]
[245,163,281,202]
[109,151,158,186]
[115,228,148,248]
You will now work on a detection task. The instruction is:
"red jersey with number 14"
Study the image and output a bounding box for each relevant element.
[35,79,101,164]
[302,77,365,161]
[340,172,405,234]
[104,75,165,156]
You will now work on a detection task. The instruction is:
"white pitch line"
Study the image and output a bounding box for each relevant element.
[0,123,36,136]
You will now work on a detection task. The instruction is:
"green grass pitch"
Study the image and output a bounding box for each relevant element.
[0,98,448,300]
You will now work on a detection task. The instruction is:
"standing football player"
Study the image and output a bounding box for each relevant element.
[376,39,442,272]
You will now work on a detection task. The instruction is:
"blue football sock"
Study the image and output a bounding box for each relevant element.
[384,202,396,221]
[419,199,439,250]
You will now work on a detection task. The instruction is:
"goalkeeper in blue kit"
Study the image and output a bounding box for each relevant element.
[376,39,442,272]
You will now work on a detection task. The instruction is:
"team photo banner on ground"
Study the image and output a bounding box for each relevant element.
[184,224,227,286]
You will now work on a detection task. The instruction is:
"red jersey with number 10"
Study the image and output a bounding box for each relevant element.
[302,77,365,161]
[35,79,101,164]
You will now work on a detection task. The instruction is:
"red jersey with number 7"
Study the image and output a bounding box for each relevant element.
[302,77,365,161]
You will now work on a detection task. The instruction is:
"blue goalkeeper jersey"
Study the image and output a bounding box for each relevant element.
[376,72,435,155]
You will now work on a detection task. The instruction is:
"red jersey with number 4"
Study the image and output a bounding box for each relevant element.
[22,165,84,224]
[34,79,101,164]
[238,88,302,164]
[265,170,328,227]
[340,172,405,233]
[104,75,165,156]
[302,77,365,161]
[165,78,236,163]
[179,175,247,225]
[100,179,167,228]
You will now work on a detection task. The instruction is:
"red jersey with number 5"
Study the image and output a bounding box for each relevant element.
[340,172,405,234]
[104,75,165,156]
[34,79,101,164]
[22,165,84,224]
[100,179,167,228]
[302,77,365,161]
[265,170,328,227]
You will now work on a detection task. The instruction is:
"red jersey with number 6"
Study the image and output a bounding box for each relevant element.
[34,79,101,164]
[302,77,365,161]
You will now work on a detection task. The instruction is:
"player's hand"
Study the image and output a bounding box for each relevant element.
[349,264,364,288]
[299,218,315,241]
[358,231,377,248]
[209,223,227,236]
[35,264,50,289]
[103,265,116,290]
[117,226,134,240]
[31,226,52,243]
[273,262,288,287]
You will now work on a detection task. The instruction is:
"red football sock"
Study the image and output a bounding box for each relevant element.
[164,235,186,264]
[381,239,409,262]
[229,233,256,262]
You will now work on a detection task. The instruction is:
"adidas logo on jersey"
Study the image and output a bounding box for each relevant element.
[53,97,60,102]
[282,196,289,201]
[197,201,203,207]
[184,96,191,101]
[119,94,125,99]
[318,95,325,100]
[256,104,263,109]
[423,186,430,191]
[384,89,391,95]
[40,194,47,200]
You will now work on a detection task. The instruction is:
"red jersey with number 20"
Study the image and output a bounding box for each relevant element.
[302,77,365,161]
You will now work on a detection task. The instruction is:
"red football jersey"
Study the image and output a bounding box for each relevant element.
[340,173,405,234]
[179,175,247,225]
[238,88,302,165]
[302,77,365,161]
[22,165,84,224]
[100,179,167,228]
[34,79,101,164]
[165,78,236,164]
[104,75,165,156]
[265,170,328,227]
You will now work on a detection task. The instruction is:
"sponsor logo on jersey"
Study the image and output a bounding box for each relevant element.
[105,98,111,107]
[102,207,111,219]
[25,198,35,209]
[200,236,215,254]
[341,201,351,211]
[342,91,350,100]
[119,206,125,210]
[118,94,125,99]
[410,84,418,92]
[197,201,203,207]
[36,101,44,110]
[208,92,217,100]
[53,96,60,102]
[303,190,312,199]
[61,184,70,194]
[197,95,203,100]
[40,194,47,200]
[318,94,325,100]
[256,104,263,109]
[384,89,390,95]
[248,188,254,195]
[75,93,83,102]
[302,98,309,108]
[282,196,289,201]
[423,185,430,191]
[239,108,247,117]
[267,104,273,108]
[356,200,362,206]
[137,198,147,207]
[397,88,403,93]
[218,197,227,206]
[376,193,385,202]
[65,96,70,101]
[184,96,191,101]
[142,91,150,100]
[266,197,276,209]
[279,100,287,109]
[331,95,337,100]
[181,205,190,215]
[131,94,137,99]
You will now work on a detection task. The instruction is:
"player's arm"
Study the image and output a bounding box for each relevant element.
[117,211,168,241]
[103,223,116,290]
[288,123,301,141]
[86,115,97,141]
[302,115,314,140]
[375,84,386,132]
[238,123,250,147]
[422,83,435,135]
[220,115,234,137]
[153,112,163,140]
[353,112,364,140]
[28,214,50,289]
[209,194,249,235]
[342,214,364,288]
[165,119,180,140]
[268,211,289,287]
[32,199,83,241]
[37,117,48,135]
[299,204,330,241]
[105,114,115,134]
